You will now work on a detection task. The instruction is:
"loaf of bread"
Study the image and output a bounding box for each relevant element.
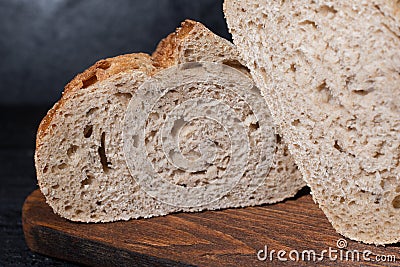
[224,1,400,244]
[35,20,304,222]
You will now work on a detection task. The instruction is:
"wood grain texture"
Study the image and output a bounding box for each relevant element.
[23,189,400,267]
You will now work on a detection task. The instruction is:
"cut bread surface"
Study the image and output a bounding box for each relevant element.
[224,0,400,244]
[35,20,304,222]
[123,62,279,208]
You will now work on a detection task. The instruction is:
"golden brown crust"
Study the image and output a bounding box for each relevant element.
[36,53,154,150]
[63,53,151,96]
[37,20,203,151]
[152,19,198,68]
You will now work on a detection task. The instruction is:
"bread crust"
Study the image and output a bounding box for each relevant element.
[36,53,154,151]
[37,19,200,150]
[35,19,304,222]
[37,19,213,151]
[152,20,197,68]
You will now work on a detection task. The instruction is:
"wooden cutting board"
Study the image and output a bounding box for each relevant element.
[22,189,400,267]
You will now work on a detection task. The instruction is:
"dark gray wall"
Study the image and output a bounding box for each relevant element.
[0,0,230,106]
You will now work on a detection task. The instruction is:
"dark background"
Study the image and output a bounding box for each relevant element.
[0,0,230,106]
[0,0,229,266]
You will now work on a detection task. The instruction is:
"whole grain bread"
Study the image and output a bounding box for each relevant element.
[35,20,304,222]
[224,0,400,244]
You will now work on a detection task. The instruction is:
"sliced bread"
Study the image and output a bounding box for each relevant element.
[224,0,400,244]
[35,20,304,222]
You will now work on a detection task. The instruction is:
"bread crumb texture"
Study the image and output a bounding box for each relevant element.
[35,20,304,222]
[224,0,400,244]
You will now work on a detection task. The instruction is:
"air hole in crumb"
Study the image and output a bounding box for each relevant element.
[58,163,67,170]
[147,112,159,121]
[291,119,300,126]
[317,81,328,92]
[114,92,132,100]
[83,125,93,138]
[183,49,194,57]
[396,186,400,193]
[352,89,374,96]
[290,63,296,72]
[146,130,157,140]
[81,173,94,187]
[249,122,260,131]
[65,205,72,211]
[222,59,251,73]
[392,195,400,209]
[372,151,384,158]
[299,20,317,28]
[67,145,79,157]
[334,140,344,153]
[43,165,49,174]
[81,74,98,89]
[191,170,207,175]
[75,210,83,215]
[86,107,99,116]
[52,184,59,189]
[339,197,345,203]
[98,132,112,173]
[96,201,102,206]
[276,134,282,143]
[319,5,338,15]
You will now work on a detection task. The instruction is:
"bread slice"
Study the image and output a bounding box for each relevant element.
[35,20,304,222]
[224,1,400,244]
